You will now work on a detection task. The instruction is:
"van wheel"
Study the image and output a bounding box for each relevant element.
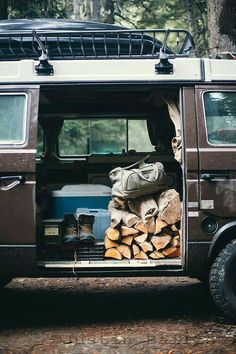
[0,276,12,288]
[209,239,236,320]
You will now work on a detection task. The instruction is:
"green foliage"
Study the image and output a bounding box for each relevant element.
[114,0,208,56]
[3,0,208,56]
[8,0,72,19]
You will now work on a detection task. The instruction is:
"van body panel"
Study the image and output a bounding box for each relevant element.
[204,59,236,82]
[0,58,202,84]
[0,86,39,274]
[196,86,236,220]
[182,87,199,246]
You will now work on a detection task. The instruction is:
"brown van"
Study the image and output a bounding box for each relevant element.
[1,19,236,320]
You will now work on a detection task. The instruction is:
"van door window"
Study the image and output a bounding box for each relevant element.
[204,91,236,145]
[0,94,27,145]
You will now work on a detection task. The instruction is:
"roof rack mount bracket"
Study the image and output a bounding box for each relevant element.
[155,56,173,75]
[35,53,54,76]
[33,30,54,76]
[155,30,173,75]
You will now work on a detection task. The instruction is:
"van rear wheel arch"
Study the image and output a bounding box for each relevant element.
[208,222,236,265]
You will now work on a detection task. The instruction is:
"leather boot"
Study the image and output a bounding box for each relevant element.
[63,214,79,244]
[78,214,95,243]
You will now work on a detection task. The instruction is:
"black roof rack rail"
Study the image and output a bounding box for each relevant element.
[0,28,194,61]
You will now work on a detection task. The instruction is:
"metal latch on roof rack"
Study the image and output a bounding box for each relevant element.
[155,29,173,75]
[33,30,54,76]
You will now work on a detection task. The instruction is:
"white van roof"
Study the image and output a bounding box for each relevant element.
[0,19,235,84]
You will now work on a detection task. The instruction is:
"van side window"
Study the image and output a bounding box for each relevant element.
[58,118,154,156]
[204,91,236,145]
[0,94,27,145]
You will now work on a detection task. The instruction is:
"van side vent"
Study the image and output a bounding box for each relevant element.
[33,30,54,76]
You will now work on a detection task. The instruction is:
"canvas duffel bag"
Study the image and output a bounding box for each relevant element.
[109,156,167,200]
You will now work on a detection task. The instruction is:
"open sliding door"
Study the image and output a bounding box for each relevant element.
[0,86,39,276]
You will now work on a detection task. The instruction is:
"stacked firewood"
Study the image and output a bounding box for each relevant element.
[104,189,181,260]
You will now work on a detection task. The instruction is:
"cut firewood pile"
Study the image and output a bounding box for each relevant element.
[104,189,181,260]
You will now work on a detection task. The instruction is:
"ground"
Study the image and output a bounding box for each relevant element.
[0,277,236,354]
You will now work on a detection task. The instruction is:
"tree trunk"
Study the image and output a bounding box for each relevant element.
[185,0,196,39]
[73,0,79,20]
[73,0,103,22]
[0,0,8,19]
[76,0,92,21]
[91,0,100,22]
[219,0,236,46]
[101,0,114,23]
[207,0,236,55]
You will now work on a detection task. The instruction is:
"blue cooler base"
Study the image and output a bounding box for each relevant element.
[76,208,111,240]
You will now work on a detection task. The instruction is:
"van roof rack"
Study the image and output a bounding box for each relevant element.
[0,19,194,61]
[215,52,236,60]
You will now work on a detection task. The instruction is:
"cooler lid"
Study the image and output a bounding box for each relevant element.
[52,184,111,197]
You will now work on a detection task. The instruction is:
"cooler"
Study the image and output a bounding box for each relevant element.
[52,184,111,218]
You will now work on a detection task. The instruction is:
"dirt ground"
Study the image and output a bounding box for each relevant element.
[0,277,235,354]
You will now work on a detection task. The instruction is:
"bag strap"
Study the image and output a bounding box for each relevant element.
[123,154,150,170]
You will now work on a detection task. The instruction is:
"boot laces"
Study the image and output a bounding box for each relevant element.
[79,223,95,238]
[66,225,77,236]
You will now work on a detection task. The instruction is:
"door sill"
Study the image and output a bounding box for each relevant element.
[38,258,182,269]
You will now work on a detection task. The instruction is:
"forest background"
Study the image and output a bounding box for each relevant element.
[0,0,235,57]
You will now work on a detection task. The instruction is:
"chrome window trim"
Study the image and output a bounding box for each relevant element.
[202,90,236,147]
[0,92,28,147]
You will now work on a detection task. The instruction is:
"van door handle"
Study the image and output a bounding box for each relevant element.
[201,173,229,182]
[0,175,26,191]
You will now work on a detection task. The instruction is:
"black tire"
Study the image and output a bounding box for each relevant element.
[209,239,236,320]
[0,276,12,288]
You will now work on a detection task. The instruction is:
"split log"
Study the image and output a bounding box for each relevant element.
[104,248,122,260]
[132,244,140,257]
[151,235,171,251]
[171,224,178,232]
[140,241,153,253]
[121,226,139,236]
[156,189,181,225]
[108,200,124,228]
[108,200,139,228]
[104,236,119,249]
[149,251,165,259]
[146,216,156,234]
[162,246,180,258]
[134,220,148,233]
[155,219,168,234]
[122,213,140,228]
[128,195,158,223]
[106,227,120,241]
[134,251,148,260]
[117,244,132,259]
[134,233,148,244]
[171,236,180,247]
[121,235,134,246]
